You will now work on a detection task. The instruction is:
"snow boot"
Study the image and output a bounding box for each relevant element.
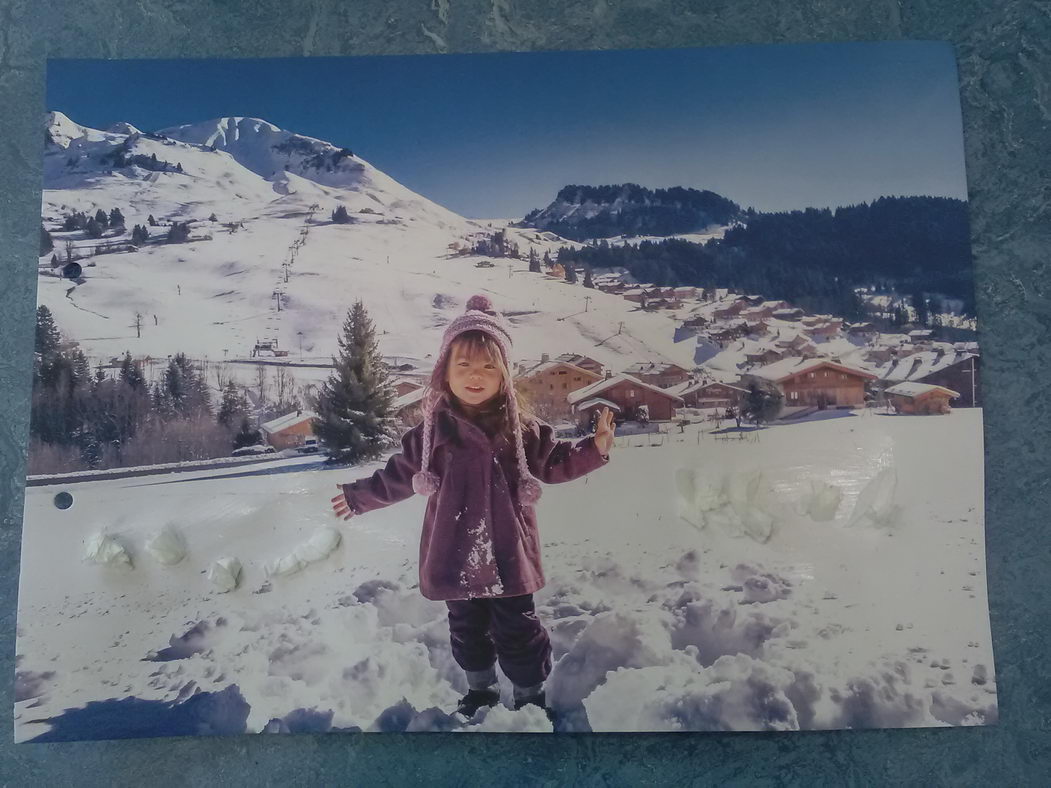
[455,688,500,718]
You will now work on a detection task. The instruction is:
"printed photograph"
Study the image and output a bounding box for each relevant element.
[15,42,995,739]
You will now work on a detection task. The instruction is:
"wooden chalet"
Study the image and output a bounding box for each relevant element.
[515,358,604,421]
[885,382,959,415]
[260,409,318,450]
[748,357,878,409]
[567,373,685,427]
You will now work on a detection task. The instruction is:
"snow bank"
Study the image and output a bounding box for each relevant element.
[465,703,552,732]
[584,654,800,732]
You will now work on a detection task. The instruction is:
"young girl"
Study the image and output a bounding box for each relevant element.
[330,294,615,718]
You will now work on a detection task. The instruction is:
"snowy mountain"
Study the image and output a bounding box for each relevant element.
[38,113,699,390]
[520,183,743,242]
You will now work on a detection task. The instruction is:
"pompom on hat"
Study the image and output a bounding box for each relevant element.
[412,294,543,504]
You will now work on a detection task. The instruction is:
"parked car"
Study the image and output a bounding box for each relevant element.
[296,438,320,454]
[231,444,277,457]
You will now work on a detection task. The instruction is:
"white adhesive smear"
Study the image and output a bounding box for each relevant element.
[83,531,132,568]
[145,524,187,566]
[800,479,844,522]
[848,467,900,528]
[208,557,242,593]
[265,526,342,578]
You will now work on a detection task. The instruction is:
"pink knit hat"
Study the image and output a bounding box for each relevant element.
[412,294,543,505]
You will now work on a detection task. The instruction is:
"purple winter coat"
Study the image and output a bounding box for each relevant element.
[340,399,610,601]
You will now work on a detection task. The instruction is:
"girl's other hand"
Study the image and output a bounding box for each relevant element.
[594,406,616,456]
[331,484,355,520]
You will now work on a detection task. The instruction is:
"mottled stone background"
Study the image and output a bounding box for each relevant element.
[1,1,1048,784]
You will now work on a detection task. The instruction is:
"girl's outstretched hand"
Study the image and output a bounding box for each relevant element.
[331,484,355,521]
[594,406,616,456]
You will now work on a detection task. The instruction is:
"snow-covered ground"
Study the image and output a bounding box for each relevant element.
[14,408,996,740]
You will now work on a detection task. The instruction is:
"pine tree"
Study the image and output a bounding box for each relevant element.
[565,264,578,284]
[742,381,782,427]
[148,214,158,227]
[528,247,541,273]
[543,250,553,269]
[233,416,262,450]
[131,224,150,245]
[94,208,109,227]
[109,207,125,228]
[35,305,62,362]
[583,266,595,288]
[218,380,250,428]
[118,350,146,392]
[911,290,929,327]
[50,254,60,269]
[332,205,351,224]
[41,224,54,255]
[314,300,397,462]
[167,221,190,243]
[85,217,103,239]
[160,353,211,417]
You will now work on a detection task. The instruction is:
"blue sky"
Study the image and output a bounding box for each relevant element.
[47,42,968,219]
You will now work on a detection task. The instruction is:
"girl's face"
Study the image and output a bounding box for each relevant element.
[446,340,503,407]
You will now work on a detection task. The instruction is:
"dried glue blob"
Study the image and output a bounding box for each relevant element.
[146,524,187,566]
[84,532,132,568]
[208,557,242,593]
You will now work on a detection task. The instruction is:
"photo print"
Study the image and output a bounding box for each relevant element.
[15,42,995,740]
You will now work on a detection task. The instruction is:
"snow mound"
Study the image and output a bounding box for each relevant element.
[83,531,132,568]
[265,527,341,577]
[584,654,800,732]
[145,524,187,566]
[465,703,552,732]
[546,609,677,709]
[208,557,242,593]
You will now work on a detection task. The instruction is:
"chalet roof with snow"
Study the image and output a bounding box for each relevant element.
[575,397,622,412]
[567,373,686,406]
[667,378,748,397]
[260,410,318,435]
[885,382,960,399]
[393,387,426,410]
[622,360,688,376]
[750,357,878,383]
[555,352,602,369]
[879,349,978,383]
[515,359,602,380]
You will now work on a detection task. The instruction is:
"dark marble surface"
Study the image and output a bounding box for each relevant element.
[1,1,1048,784]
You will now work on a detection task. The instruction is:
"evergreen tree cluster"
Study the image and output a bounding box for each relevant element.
[166,221,191,243]
[553,196,975,319]
[521,184,743,241]
[61,206,125,235]
[100,144,182,173]
[27,307,299,473]
[130,224,151,245]
[314,300,397,464]
[331,205,351,224]
[471,229,520,259]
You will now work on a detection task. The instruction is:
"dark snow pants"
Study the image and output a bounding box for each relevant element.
[446,594,552,689]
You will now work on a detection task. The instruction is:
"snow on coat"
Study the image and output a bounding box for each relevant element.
[341,399,610,601]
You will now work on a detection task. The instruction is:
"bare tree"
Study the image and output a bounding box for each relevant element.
[273,366,299,414]
[255,365,269,412]
[213,362,229,393]
[133,312,144,339]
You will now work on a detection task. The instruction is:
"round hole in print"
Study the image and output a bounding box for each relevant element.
[53,491,74,510]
